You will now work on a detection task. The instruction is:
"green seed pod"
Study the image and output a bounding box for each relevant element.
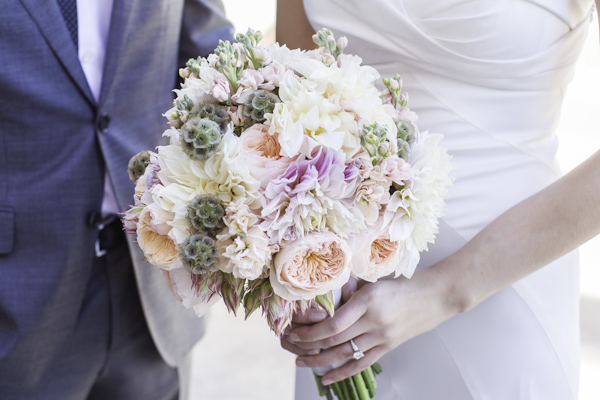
[187,194,225,234]
[127,150,152,182]
[244,90,280,124]
[195,102,230,133]
[180,117,222,160]
[180,234,219,275]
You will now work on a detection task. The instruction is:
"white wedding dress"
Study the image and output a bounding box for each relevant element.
[296,0,596,398]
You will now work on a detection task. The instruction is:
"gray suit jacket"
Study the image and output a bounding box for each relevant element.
[0,0,233,376]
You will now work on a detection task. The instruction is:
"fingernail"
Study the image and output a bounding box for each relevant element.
[307,349,320,355]
[296,359,306,367]
[322,379,333,386]
[289,333,300,342]
[309,311,327,322]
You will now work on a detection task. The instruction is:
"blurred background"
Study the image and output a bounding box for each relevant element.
[189,2,600,398]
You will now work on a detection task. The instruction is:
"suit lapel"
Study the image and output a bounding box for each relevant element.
[18,0,95,107]
[98,0,135,108]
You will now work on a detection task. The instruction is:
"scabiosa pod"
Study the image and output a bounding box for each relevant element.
[194,102,231,133]
[180,234,219,275]
[187,194,225,235]
[243,89,280,125]
[127,150,152,182]
[180,116,222,160]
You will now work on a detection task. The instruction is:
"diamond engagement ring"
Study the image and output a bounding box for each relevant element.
[349,339,365,360]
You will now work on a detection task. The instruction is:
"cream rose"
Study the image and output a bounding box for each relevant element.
[270,232,352,301]
[137,203,181,270]
[349,226,402,282]
[240,124,295,189]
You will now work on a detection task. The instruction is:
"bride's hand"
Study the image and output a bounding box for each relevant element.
[281,266,463,384]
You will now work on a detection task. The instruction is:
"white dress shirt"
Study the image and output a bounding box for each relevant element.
[77,0,118,217]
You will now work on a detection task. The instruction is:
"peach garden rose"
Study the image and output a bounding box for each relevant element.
[239,123,295,189]
[349,224,403,282]
[270,231,352,301]
[136,203,181,270]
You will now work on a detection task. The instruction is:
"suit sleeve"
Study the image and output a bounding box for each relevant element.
[178,0,235,67]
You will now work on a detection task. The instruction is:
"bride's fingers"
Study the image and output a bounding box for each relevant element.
[280,335,322,357]
[291,308,329,325]
[295,334,375,369]
[289,292,368,344]
[320,346,388,385]
[341,278,358,303]
[288,316,369,350]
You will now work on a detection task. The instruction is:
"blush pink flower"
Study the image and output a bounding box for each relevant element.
[240,124,295,189]
[270,232,352,301]
[354,155,411,223]
[260,146,364,243]
[212,75,231,103]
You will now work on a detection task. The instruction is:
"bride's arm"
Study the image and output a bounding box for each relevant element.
[283,149,600,384]
[276,0,316,50]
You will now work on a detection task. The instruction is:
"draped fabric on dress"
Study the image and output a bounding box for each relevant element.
[296,0,595,398]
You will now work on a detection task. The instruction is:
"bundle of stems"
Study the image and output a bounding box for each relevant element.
[314,363,382,400]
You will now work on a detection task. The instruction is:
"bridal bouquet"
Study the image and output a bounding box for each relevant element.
[123,28,451,400]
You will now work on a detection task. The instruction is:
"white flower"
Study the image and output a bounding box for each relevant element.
[270,66,361,159]
[216,200,275,280]
[385,131,453,252]
[217,226,272,280]
[163,268,218,317]
[202,131,261,208]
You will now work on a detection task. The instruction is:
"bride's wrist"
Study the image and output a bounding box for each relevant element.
[429,252,481,317]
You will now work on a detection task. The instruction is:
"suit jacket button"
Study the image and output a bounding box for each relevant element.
[87,212,100,227]
[97,113,111,133]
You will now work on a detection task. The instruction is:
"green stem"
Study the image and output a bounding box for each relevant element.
[364,366,377,390]
[361,369,376,397]
[340,377,351,399]
[345,377,359,400]
[314,373,326,396]
[331,382,343,400]
[352,372,370,400]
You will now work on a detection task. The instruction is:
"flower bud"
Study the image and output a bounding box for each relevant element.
[378,141,394,158]
[336,36,348,50]
[179,68,190,79]
[365,131,378,145]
